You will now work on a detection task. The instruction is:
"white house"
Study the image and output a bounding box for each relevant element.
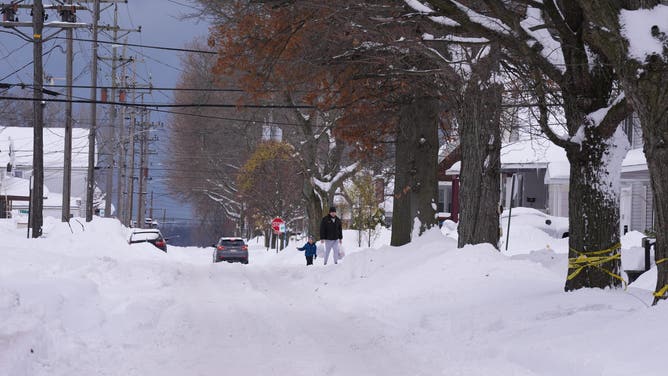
[446,137,570,217]
[443,114,655,237]
[0,126,91,218]
[620,114,654,235]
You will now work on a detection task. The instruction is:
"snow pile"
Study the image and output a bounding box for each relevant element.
[1,216,667,375]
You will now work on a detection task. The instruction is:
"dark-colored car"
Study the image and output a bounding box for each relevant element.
[213,237,248,264]
[129,229,168,252]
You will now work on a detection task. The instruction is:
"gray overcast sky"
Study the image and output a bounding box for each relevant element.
[0,0,213,226]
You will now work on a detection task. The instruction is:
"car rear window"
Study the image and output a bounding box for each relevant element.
[131,232,160,242]
[219,239,245,246]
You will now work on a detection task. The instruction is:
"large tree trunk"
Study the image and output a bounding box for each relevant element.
[456,84,502,249]
[625,73,668,304]
[391,97,440,246]
[643,116,668,304]
[564,124,629,290]
[573,0,668,300]
[303,183,325,240]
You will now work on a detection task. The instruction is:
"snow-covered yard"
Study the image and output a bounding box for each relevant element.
[1,215,665,376]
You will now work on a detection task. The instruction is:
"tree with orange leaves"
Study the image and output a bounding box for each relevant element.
[201,0,453,245]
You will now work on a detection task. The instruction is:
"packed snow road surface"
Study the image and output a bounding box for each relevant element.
[1,217,666,376]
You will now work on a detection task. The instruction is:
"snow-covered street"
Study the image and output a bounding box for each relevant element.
[1,217,666,376]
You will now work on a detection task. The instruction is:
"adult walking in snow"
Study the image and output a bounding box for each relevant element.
[296,235,317,265]
[320,206,343,265]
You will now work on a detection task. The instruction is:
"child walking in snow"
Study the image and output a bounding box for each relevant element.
[296,236,318,265]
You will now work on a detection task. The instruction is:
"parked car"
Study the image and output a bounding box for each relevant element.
[129,229,168,252]
[213,237,248,264]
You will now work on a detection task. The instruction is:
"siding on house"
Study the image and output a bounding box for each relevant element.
[630,182,653,233]
[548,184,569,217]
[622,113,654,235]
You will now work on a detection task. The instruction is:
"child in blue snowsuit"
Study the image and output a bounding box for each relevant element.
[296,236,317,265]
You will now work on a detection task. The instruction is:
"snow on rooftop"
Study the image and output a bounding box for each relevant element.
[620,5,668,63]
[0,127,91,169]
[545,161,570,183]
[446,137,567,175]
[500,138,567,167]
[0,175,49,198]
[622,148,647,172]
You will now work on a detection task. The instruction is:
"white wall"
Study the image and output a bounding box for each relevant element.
[548,184,569,217]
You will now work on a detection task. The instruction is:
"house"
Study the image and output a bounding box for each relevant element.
[0,126,91,218]
[444,136,569,218]
[620,114,654,235]
[440,113,656,238]
[436,143,459,221]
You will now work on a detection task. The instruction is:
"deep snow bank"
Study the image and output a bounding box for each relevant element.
[1,217,667,376]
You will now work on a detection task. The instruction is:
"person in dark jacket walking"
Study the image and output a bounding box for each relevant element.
[296,235,317,265]
[320,206,343,265]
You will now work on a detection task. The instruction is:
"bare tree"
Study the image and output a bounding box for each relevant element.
[415,0,633,291]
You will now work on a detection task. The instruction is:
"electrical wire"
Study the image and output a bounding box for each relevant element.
[0,95,315,109]
[52,36,217,55]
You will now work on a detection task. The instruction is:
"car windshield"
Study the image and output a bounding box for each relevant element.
[131,232,161,242]
[219,239,244,246]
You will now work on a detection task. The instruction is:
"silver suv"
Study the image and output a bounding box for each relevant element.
[213,237,248,264]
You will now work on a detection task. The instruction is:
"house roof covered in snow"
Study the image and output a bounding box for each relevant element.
[621,148,647,172]
[446,138,567,175]
[0,175,49,199]
[0,127,92,169]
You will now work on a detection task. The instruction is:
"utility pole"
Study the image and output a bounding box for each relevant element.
[61,0,75,222]
[31,0,45,237]
[125,61,138,227]
[149,190,154,222]
[116,40,129,224]
[2,2,89,231]
[136,100,146,229]
[127,112,135,226]
[85,0,100,222]
[102,2,119,218]
[100,9,140,220]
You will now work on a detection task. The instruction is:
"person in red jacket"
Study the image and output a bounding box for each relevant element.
[319,206,343,265]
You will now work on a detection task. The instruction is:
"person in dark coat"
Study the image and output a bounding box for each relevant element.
[320,206,343,265]
[296,235,317,265]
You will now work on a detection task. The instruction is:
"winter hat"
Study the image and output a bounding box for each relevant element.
[329,206,337,213]
[308,235,314,240]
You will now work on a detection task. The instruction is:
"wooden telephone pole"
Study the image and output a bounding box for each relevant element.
[31,0,45,237]
[61,0,76,222]
[0,1,87,235]
[85,0,100,222]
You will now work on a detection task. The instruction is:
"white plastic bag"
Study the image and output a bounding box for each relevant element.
[316,244,325,258]
[338,245,345,260]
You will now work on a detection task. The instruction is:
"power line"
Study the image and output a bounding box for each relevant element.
[11,82,247,92]
[0,95,315,109]
[52,36,217,55]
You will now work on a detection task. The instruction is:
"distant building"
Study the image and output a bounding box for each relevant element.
[0,127,93,219]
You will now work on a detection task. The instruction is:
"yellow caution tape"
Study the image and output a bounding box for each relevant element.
[654,259,668,299]
[567,243,627,288]
[654,284,668,299]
